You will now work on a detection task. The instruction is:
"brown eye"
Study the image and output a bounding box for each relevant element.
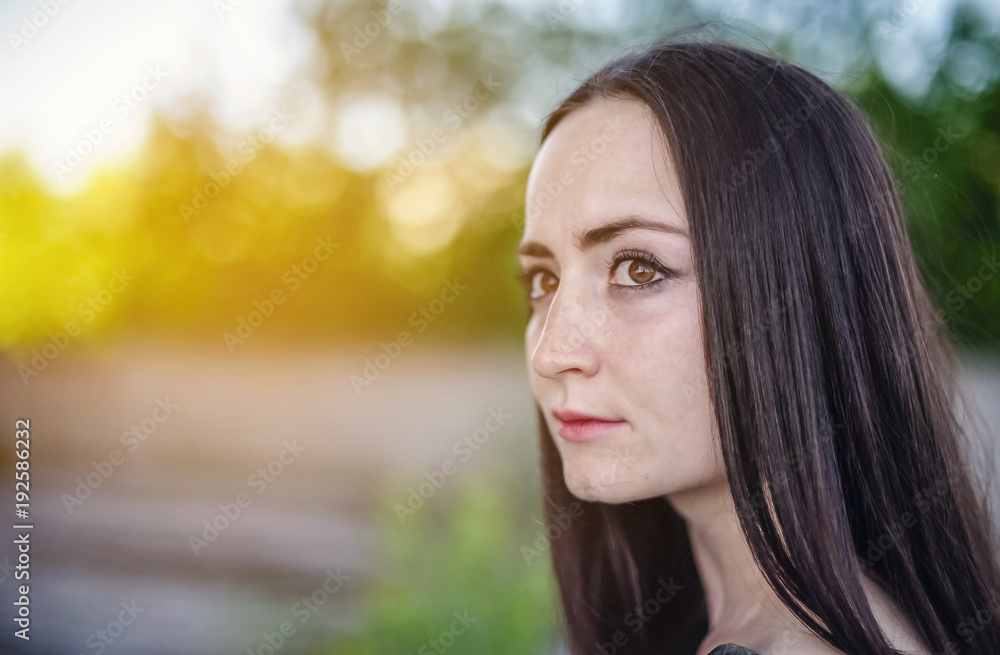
[611,258,664,286]
[530,270,559,299]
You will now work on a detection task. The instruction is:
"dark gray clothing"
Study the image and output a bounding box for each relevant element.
[706,644,761,655]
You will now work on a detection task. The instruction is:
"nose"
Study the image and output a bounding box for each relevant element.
[529,290,604,379]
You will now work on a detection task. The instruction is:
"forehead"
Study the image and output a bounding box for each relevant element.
[522,97,686,241]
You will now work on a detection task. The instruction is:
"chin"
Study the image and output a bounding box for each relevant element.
[555,432,665,504]
[562,461,653,505]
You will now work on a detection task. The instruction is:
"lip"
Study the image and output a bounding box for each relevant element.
[552,407,626,442]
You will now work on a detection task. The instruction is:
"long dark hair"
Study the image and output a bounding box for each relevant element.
[532,38,1000,655]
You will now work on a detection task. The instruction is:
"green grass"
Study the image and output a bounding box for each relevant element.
[323,470,560,654]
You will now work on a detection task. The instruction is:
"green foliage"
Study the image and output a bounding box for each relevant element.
[2,0,998,355]
[324,473,559,655]
[853,60,1000,352]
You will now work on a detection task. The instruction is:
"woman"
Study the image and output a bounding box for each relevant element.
[515,39,1000,655]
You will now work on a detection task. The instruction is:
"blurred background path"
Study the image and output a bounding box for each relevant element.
[0,342,996,654]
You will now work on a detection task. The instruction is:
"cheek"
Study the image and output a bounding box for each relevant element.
[610,285,707,415]
[605,288,718,471]
[524,314,544,391]
[524,313,542,352]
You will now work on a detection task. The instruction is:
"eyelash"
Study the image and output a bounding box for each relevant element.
[605,249,674,294]
[512,249,674,304]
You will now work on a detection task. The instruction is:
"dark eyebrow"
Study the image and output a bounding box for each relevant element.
[517,214,687,258]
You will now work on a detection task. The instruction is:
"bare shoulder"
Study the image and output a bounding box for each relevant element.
[862,573,932,654]
[751,576,931,655]
[750,630,847,655]
[751,621,929,655]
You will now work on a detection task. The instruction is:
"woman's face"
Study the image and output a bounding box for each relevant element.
[518,97,723,505]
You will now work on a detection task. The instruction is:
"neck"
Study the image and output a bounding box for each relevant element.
[667,480,787,639]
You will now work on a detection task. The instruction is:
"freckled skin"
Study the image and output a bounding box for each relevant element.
[520,98,724,505]
[519,97,932,655]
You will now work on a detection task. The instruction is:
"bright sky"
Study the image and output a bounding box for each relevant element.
[0,0,323,194]
[0,0,996,195]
